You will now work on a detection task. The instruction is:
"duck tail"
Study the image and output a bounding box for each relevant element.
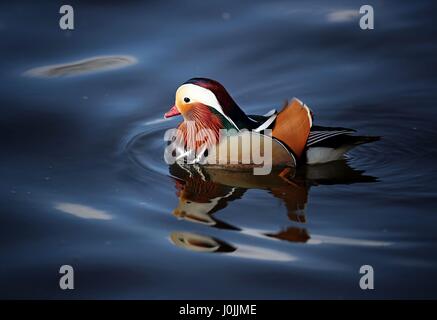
[272,98,312,158]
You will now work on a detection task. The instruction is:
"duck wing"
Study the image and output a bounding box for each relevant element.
[246,99,312,159]
[271,98,312,158]
[307,126,356,147]
[307,126,379,148]
[305,126,380,164]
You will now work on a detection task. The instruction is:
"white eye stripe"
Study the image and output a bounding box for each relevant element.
[177,84,222,110]
[176,83,240,130]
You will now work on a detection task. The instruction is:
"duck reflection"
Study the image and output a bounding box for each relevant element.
[168,161,377,254]
[170,232,236,253]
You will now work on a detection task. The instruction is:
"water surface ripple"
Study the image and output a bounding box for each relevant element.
[1,0,436,299]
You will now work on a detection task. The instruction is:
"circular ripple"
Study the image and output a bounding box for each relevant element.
[121,117,174,179]
[122,110,437,199]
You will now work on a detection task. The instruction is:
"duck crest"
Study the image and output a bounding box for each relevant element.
[184,78,256,129]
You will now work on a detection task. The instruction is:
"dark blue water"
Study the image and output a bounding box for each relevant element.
[1,0,437,299]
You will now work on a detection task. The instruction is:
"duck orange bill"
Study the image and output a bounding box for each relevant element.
[164,105,181,118]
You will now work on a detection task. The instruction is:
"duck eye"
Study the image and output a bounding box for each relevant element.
[184,97,190,103]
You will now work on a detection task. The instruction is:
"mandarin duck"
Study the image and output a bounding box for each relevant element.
[164,78,379,167]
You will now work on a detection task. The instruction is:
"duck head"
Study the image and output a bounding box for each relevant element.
[164,78,254,131]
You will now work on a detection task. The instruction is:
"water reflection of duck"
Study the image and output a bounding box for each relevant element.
[164,78,379,166]
[169,231,296,262]
[170,232,236,253]
[169,160,377,251]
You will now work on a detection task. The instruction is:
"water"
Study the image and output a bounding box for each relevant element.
[1,0,437,299]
